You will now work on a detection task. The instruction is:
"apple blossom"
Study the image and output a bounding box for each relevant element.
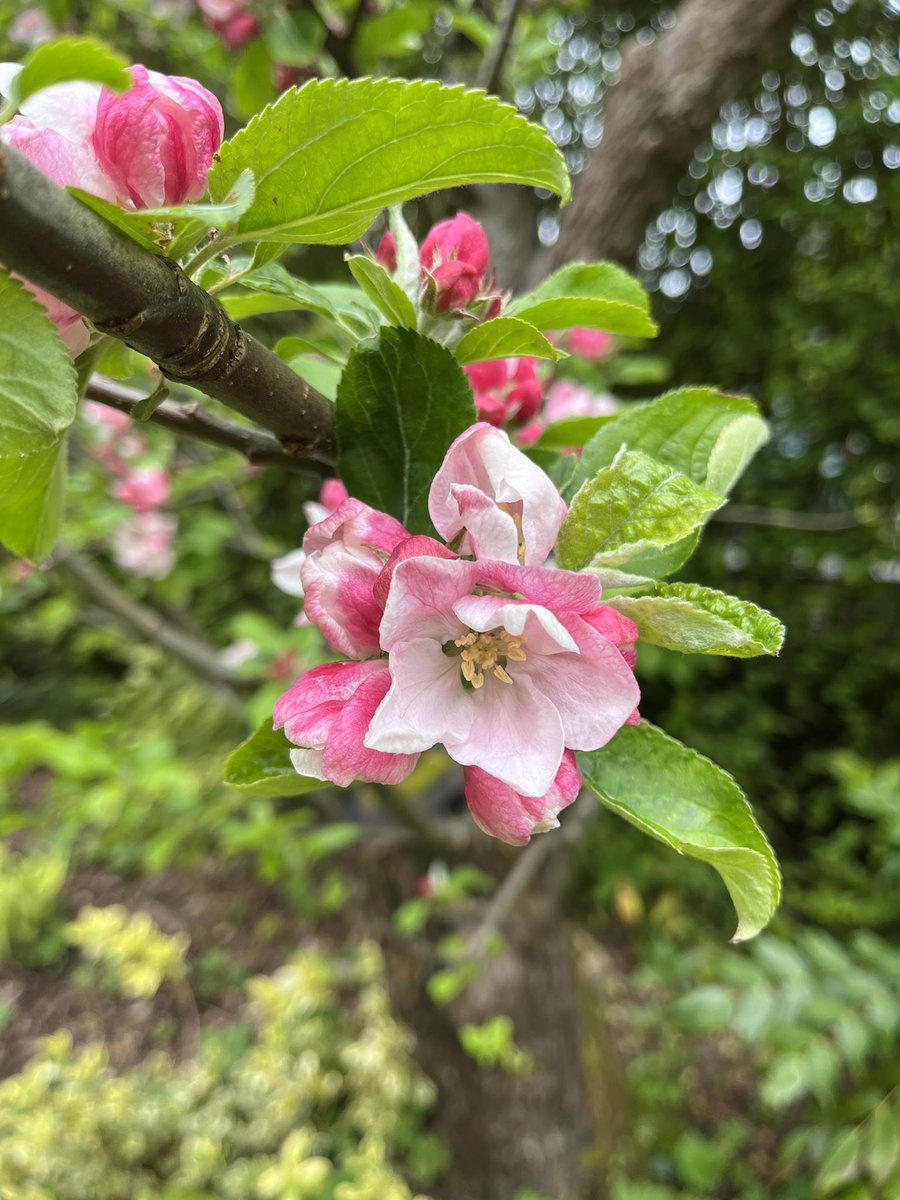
[111,512,177,580]
[464,358,543,426]
[112,466,171,514]
[428,423,567,566]
[299,499,410,659]
[364,554,639,798]
[464,750,582,846]
[275,660,419,787]
[93,65,224,209]
[270,479,350,600]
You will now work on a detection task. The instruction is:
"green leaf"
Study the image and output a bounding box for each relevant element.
[608,582,785,657]
[556,450,723,571]
[865,1097,900,1186]
[531,414,616,450]
[579,386,769,496]
[354,3,436,68]
[578,723,780,941]
[506,262,657,338]
[346,255,417,329]
[286,355,342,402]
[7,36,129,112]
[209,78,570,245]
[222,264,381,337]
[0,272,78,559]
[454,317,563,365]
[69,189,165,255]
[224,721,325,798]
[229,39,276,123]
[336,328,476,534]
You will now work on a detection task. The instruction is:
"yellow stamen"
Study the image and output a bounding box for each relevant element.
[453,626,527,689]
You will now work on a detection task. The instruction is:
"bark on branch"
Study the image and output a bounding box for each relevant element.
[547,0,807,272]
[0,143,336,467]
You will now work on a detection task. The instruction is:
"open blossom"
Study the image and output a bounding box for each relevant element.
[364,555,639,797]
[274,427,640,844]
[113,466,171,514]
[375,211,502,317]
[464,358,543,427]
[518,381,619,447]
[567,327,614,359]
[429,423,567,566]
[111,512,177,580]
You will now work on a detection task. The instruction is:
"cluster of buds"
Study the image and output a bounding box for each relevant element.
[82,403,176,580]
[376,212,502,321]
[273,425,639,846]
[0,61,223,353]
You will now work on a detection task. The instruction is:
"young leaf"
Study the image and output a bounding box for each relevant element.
[506,262,657,338]
[531,414,616,450]
[222,264,381,338]
[454,317,564,365]
[336,328,476,534]
[0,272,78,560]
[7,36,130,111]
[555,450,723,571]
[578,723,781,941]
[579,386,769,496]
[224,721,325,797]
[608,582,785,657]
[208,78,570,245]
[345,255,417,329]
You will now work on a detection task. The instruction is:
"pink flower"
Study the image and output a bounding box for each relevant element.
[275,660,419,787]
[567,327,614,359]
[112,466,170,514]
[82,401,131,438]
[9,8,55,48]
[300,499,410,659]
[111,512,177,579]
[543,381,618,424]
[464,750,582,846]
[375,231,397,273]
[429,423,567,566]
[270,478,351,600]
[92,65,224,208]
[364,554,640,798]
[196,0,261,49]
[420,212,490,312]
[464,358,543,426]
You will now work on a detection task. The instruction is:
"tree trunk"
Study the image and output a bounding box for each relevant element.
[486,0,807,290]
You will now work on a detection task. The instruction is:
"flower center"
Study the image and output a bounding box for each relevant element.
[450,627,527,689]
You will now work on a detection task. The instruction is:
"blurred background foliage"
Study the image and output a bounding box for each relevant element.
[0,0,898,1197]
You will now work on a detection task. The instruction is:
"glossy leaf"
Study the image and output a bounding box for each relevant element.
[506,262,657,337]
[224,721,325,797]
[578,723,781,941]
[209,78,570,245]
[556,450,723,570]
[454,317,563,365]
[336,328,476,534]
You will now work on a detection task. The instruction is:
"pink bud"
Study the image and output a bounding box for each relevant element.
[420,212,491,313]
[196,0,261,48]
[375,231,397,273]
[92,65,224,208]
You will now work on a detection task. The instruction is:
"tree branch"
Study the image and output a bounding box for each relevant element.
[52,546,257,707]
[0,144,336,467]
[477,0,527,94]
[546,0,807,274]
[713,504,863,532]
[85,376,325,477]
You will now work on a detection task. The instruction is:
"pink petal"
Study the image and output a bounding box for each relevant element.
[372,534,458,611]
[378,555,479,651]
[274,660,384,747]
[429,423,566,565]
[420,212,489,277]
[365,638,474,755]
[445,671,565,797]
[321,667,419,786]
[517,612,640,750]
[464,750,582,845]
